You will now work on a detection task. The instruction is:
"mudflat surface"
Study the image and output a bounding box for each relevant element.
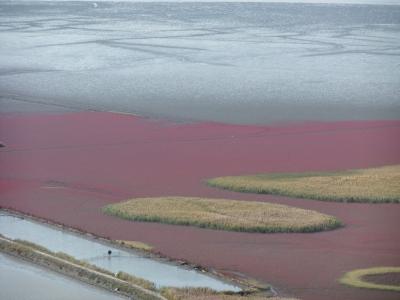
[1,111,400,300]
[363,273,400,286]
[1,1,400,123]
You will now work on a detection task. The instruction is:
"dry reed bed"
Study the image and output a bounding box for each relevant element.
[103,197,341,233]
[161,287,298,300]
[207,165,400,203]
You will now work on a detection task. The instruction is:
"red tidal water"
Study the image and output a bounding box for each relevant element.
[1,111,399,300]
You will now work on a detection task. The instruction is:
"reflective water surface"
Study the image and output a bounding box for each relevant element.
[0,1,399,123]
[0,213,240,291]
[0,253,125,300]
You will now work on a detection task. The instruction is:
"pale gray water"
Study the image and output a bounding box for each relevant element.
[0,253,125,300]
[0,213,240,291]
[0,1,399,123]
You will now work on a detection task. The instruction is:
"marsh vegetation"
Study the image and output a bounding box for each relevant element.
[207,165,400,203]
[103,197,341,233]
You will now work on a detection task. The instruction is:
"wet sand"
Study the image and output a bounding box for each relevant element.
[0,111,399,300]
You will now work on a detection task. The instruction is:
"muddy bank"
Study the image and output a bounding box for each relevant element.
[0,210,243,292]
[0,237,165,300]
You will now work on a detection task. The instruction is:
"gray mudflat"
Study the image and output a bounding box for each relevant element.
[0,1,399,122]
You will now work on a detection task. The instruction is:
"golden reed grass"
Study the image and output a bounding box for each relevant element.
[207,165,400,203]
[103,197,341,233]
